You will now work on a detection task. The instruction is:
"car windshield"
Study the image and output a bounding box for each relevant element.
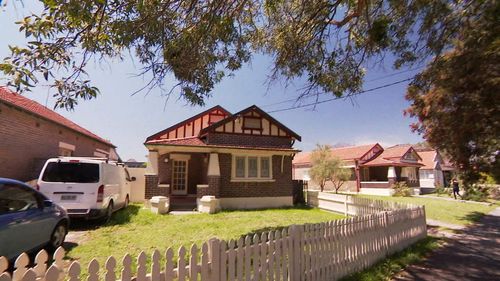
[42,162,100,183]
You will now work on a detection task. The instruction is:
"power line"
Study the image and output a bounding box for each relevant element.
[261,66,423,108]
[267,78,413,114]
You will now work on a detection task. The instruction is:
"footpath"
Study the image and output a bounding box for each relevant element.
[393,207,500,280]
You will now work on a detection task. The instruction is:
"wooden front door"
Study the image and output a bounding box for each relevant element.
[172,160,188,195]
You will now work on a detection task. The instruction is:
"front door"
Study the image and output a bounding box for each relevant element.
[172,160,188,195]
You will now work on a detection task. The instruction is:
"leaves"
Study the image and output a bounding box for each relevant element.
[309,144,351,192]
[405,1,500,184]
[0,0,488,109]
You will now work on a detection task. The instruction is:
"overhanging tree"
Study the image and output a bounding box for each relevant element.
[405,0,499,184]
[0,0,478,109]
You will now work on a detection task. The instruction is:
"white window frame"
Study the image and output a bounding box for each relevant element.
[231,155,274,182]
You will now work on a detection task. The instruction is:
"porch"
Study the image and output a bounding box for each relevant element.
[359,166,420,189]
[146,151,221,210]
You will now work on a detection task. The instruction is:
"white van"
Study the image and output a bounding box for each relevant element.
[37,157,134,220]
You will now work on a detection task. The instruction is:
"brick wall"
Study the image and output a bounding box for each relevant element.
[0,102,114,181]
[218,153,293,198]
[207,133,292,148]
[145,174,166,199]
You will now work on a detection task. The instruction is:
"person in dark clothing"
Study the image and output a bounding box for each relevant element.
[452,178,462,199]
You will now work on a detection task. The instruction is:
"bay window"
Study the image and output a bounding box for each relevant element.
[232,155,273,180]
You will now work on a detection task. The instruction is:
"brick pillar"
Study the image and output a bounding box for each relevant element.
[208,175,221,197]
[145,174,159,199]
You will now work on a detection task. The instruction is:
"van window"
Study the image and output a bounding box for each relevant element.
[42,162,100,183]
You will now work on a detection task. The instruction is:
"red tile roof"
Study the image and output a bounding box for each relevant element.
[293,144,378,165]
[418,150,438,169]
[362,145,423,167]
[0,86,115,147]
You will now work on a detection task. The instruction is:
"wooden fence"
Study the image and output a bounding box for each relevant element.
[306,191,415,216]
[0,195,426,281]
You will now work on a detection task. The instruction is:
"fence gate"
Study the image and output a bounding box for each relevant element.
[292,180,307,205]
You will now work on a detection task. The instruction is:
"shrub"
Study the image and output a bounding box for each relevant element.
[392,182,413,197]
[435,185,452,196]
[462,184,489,202]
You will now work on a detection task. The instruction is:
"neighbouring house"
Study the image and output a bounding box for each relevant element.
[293,144,423,196]
[417,149,456,191]
[0,87,118,182]
[144,105,301,210]
[417,149,445,192]
[293,143,384,192]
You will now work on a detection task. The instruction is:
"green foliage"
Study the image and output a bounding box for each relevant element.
[309,144,350,192]
[1,0,484,109]
[435,185,451,196]
[341,237,442,281]
[463,184,494,202]
[405,1,500,185]
[392,182,412,197]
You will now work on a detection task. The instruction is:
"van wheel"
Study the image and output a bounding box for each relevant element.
[124,195,129,208]
[104,201,114,223]
[48,223,67,251]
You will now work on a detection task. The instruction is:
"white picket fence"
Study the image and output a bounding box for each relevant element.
[306,191,416,216]
[0,196,426,281]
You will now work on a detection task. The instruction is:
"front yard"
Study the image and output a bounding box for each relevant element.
[356,195,496,226]
[66,205,344,271]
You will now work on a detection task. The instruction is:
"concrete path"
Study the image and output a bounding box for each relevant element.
[393,208,500,280]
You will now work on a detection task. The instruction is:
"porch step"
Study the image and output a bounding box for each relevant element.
[169,196,197,211]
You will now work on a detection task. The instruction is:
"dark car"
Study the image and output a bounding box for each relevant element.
[0,178,69,261]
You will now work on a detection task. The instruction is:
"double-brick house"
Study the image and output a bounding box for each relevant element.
[293,144,423,196]
[144,105,301,210]
[0,87,118,182]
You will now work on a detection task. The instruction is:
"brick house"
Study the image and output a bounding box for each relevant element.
[144,105,301,210]
[293,144,423,196]
[0,87,118,181]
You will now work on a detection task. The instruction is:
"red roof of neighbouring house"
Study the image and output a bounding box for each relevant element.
[293,143,379,166]
[0,86,115,147]
[362,145,423,167]
[418,150,438,170]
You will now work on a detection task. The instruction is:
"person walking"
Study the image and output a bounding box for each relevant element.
[452,178,462,199]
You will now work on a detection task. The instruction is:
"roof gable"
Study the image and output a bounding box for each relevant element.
[0,86,115,147]
[200,105,301,141]
[146,105,230,142]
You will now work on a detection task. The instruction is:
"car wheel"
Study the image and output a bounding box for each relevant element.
[124,195,129,208]
[104,201,114,223]
[48,223,67,250]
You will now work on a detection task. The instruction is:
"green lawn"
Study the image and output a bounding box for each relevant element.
[341,237,443,281]
[67,205,344,270]
[356,195,496,226]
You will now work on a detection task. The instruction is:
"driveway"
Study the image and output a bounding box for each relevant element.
[393,208,500,280]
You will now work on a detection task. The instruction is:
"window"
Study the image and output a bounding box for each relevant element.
[233,155,272,180]
[42,162,100,183]
[260,157,270,178]
[0,184,40,215]
[235,157,246,178]
[59,147,73,156]
[243,117,262,130]
[248,157,258,177]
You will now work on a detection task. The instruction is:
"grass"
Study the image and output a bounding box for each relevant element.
[341,237,443,281]
[356,195,496,226]
[66,204,344,272]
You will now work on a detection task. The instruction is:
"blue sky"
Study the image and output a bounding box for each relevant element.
[0,3,424,161]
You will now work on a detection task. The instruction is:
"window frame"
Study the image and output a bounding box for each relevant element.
[242,116,263,131]
[231,155,273,181]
